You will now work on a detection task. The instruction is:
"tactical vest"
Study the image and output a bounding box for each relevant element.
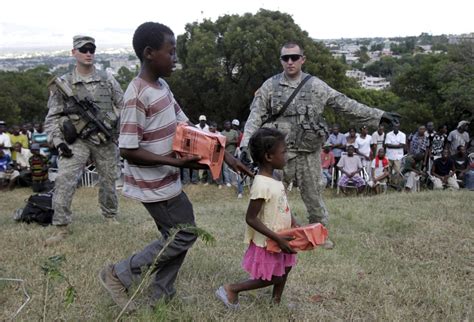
[63,71,118,144]
[264,73,326,152]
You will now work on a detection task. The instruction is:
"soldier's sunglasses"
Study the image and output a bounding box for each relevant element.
[78,46,96,54]
[280,54,302,62]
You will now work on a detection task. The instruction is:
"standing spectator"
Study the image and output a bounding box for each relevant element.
[447,120,470,155]
[451,145,470,186]
[371,124,386,157]
[9,125,29,161]
[407,125,429,167]
[384,124,406,185]
[326,124,346,165]
[345,128,358,147]
[31,122,50,158]
[232,119,243,149]
[429,125,448,172]
[196,115,209,132]
[221,120,239,187]
[44,35,123,245]
[29,143,49,192]
[355,125,372,174]
[22,122,34,142]
[368,148,389,194]
[425,121,436,148]
[337,145,365,194]
[401,153,425,192]
[0,121,12,156]
[0,149,19,190]
[321,143,335,188]
[431,149,459,190]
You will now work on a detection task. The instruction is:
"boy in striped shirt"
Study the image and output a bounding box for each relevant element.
[99,22,251,312]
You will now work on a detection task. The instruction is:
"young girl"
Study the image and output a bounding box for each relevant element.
[216,128,298,308]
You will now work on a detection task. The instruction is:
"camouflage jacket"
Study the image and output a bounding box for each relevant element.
[241,72,384,153]
[45,67,124,146]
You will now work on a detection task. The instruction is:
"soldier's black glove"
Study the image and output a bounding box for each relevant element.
[57,143,73,158]
[239,147,251,168]
[380,112,401,126]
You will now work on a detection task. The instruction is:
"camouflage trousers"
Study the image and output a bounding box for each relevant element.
[52,139,119,225]
[282,149,329,227]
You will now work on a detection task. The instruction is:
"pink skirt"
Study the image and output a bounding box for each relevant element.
[242,242,297,281]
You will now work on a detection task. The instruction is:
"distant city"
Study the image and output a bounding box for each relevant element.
[1,32,472,91]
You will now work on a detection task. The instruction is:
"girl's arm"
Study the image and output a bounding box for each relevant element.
[245,199,296,254]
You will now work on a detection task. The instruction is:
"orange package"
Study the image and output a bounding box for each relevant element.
[172,122,226,180]
[266,223,328,253]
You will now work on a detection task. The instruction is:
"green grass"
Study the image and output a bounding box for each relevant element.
[0,186,472,321]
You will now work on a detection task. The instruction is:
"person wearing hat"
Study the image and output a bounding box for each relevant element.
[447,120,470,156]
[196,115,209,132]
[44,35,124,245]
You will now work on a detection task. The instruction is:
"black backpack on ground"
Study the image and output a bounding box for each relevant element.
[16,192,54,226]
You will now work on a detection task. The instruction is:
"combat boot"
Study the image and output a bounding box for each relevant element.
[45,225,71,246]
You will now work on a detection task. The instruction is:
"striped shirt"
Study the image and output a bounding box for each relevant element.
[119,77,188,203]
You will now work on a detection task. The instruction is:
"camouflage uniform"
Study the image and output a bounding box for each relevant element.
[44,68,123,225]
[241,72,384,226]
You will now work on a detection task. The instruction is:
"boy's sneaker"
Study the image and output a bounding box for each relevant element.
[45,225,71,246]
[237,193,243,199]
[99,264,136,313]
[226,183,232,188]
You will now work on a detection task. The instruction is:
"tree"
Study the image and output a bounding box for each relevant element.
[116,66,138,90]
[168,9,350,124]
[0,66,51,125]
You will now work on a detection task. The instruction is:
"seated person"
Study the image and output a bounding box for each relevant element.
[29,143,49,192]
[464,160,474,190]
[431,149,459,190]
[401,153,425,192]
[337,145,365,194]
[12,142,33,186]
[451,145,470,187]
[321,143,335,188]
[0,149,19,190]
[368,148,389,193]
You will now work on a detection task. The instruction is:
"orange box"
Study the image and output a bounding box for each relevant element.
[266,223,328,253]
[173,122,226,180]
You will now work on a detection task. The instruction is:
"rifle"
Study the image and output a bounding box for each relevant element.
[49,77,113,143]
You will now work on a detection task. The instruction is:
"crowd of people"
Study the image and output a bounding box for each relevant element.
[0,121,55,191]
[321,120,473,193]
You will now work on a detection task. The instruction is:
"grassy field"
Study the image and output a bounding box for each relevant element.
[0,185,472,321]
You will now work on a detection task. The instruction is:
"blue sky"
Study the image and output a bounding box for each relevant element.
[0,0,472,48]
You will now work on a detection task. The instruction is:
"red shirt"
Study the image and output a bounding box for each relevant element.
[321,150,335,169]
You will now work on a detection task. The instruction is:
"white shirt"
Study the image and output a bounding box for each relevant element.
[385,131,406,161]
[15,148,33,168]
[0,133,12,156]
[356,134,372,158]
[371,131,386,153]
[195,123,210,133]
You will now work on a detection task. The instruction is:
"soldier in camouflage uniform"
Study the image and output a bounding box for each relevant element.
[240,41,399,249]
[44,35,124,245]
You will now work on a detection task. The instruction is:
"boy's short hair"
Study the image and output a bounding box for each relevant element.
[133,22,174,62]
